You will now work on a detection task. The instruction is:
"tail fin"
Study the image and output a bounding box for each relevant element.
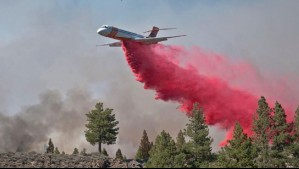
[148,26,160,37]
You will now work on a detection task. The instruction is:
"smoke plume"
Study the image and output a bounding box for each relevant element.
[0,88,97,153]
[122,42,295,142]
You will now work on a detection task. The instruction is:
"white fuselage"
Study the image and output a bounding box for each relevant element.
[97,25,144,41]
[97,24,186,47]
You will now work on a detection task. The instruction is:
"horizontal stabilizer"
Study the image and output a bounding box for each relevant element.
[143,27,177,33]
[96,42,121,47]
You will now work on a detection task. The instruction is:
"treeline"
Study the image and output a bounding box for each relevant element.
[44,96,299,168]
[137,103,214,168]
[134,96,299,168]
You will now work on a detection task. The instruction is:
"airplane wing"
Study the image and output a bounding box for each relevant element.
[96,41,122,47]
[97,35,186,47]
[133,35,186,44]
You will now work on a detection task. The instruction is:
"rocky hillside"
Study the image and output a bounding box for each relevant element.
[0,152,143,168]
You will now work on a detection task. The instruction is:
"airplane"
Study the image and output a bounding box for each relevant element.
[97,25,186,47]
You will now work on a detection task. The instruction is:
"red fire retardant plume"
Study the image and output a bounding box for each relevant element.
[121,42,289,144]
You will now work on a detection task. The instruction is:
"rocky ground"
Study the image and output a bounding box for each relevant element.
[0,152,143,168]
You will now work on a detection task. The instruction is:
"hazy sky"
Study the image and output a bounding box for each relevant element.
[1,0,299,157]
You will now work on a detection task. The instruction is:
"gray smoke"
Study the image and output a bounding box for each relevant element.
[0,88,97,153]
[0,85,221,155]
[0,86,224,156]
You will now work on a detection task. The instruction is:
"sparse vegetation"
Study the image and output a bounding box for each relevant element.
[54,147,60,155]
[102,148,109,157]
[46,139,54,154]
[72,148,79,155]
[80,148,87,156]
[116,149,123,160]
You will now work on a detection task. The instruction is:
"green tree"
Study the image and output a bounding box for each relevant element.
[289,106,299,167]
[146,130,178,168]
[46,138,54,154]
[54,147,60,155]
[116,149,123,160]
[269,102,291,167]
[102,148,109,157]
[217,122,257,168]
[184,103,213,168]
[80,148,87,156]
[294,106,299,137]
[72,148,79,155]
[135,130,152,160]
[252,96,272,168]
[176,130,185,151]
[85,102,119,153]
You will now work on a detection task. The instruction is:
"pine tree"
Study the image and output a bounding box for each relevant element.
[54,147,60,155]
[72,148,79,155]
[102,148,109,157]
[252,96,272,168]
[217,122,257,168]
[80,148,87,156]
[294,106,299,137]
[184,103,213,168]
[145,130,178,168]
[116,149,123,160]
[289,106,299,167]
[16,141,25,152]
[270,102,290,167]
[46,138,54,154]
[176,130,185,151]
[150,142,153,149]
[85,102,119,153]
[174,130,187,167]
[272,102,290,149]
[135,130,152,160]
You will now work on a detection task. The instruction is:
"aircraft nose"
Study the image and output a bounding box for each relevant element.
[97,28,105,35]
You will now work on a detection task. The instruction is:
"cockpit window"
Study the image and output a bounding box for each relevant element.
[102,25,108,28]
